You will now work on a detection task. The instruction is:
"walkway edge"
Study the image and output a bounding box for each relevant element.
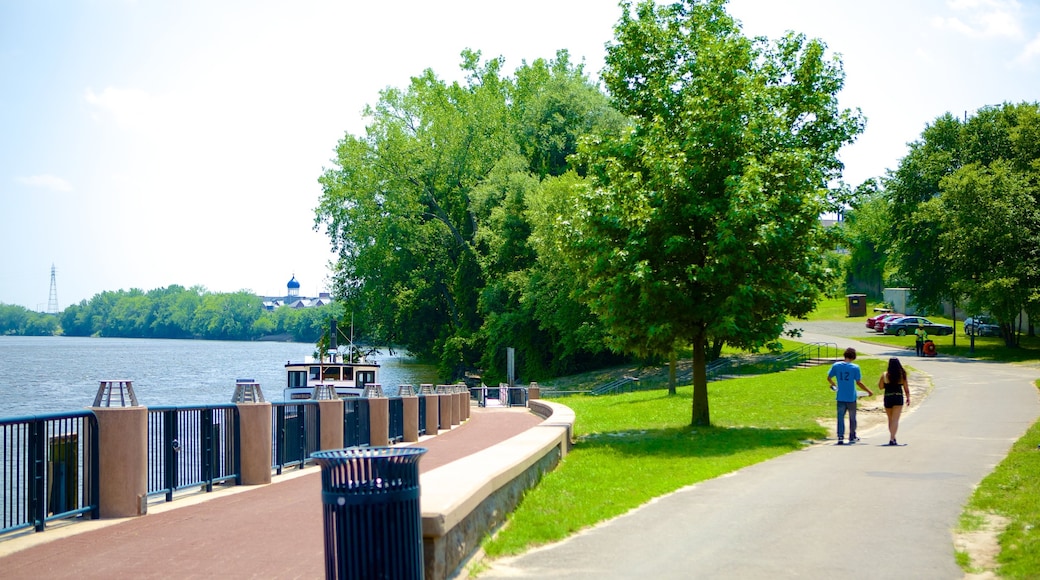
[420,400,574,579]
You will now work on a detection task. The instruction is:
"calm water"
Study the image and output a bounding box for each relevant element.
[0,336,439,418]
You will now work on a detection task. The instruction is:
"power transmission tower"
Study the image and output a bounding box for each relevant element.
[47,264,59,314]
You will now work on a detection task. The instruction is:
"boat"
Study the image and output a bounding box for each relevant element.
[282,353,380,400]
[282,319,380,400]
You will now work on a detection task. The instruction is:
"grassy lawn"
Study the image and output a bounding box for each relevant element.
[482,360,884,557]
[482,297,1040,576]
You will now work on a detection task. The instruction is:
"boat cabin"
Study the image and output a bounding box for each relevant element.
[283,353,380,400]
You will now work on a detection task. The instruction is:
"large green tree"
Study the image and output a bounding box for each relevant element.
[565,0,864,425]
[316,50,624,380]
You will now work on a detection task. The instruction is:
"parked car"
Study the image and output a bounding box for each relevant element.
[873,313,905,334]
[883,316,954,336]
[866,311,894,329]
[964,315,1001,337]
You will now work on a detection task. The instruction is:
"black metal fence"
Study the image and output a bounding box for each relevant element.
[4,393,431,536]
[273,402,320,475]
[147,406,240,502]
[0,412,100,534]
[343,398,371,447]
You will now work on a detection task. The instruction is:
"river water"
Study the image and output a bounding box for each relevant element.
[0,336,440,418]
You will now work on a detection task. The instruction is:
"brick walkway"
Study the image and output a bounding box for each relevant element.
[0,406,542,579]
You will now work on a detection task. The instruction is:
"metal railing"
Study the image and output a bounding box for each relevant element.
[388,397,404,443]
[272,402,321,474]
[343,398,371,447]
[147,406,240,502]
[1,412,99,534]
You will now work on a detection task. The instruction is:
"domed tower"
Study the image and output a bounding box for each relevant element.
[287,275,301,300]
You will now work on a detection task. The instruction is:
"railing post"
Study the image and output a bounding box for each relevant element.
[201,408,214,493]
[164,410,177,502]
[237,402,272,486]
[93,406,148,518]
[368,396,389,447]
[317,399,344,451]
[30,419,46,532]
[402,394,419,443]
[275,405,287,475]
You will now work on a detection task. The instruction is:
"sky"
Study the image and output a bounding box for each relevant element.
[2,0,1038,311]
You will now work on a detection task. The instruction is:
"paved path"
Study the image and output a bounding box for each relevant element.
[0,406,543,579]
[480,326,1040,579]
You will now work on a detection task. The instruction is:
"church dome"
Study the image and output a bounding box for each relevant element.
[287,276,300,289]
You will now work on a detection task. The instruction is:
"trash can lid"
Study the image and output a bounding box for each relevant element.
[311,446,427,463]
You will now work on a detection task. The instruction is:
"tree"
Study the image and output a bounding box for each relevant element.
[317,50,625,380]
[565,0,864,425]
[841,179,890,297]
[886,102,1040,344]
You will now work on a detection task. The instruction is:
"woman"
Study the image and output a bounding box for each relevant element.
[879,358,911,445]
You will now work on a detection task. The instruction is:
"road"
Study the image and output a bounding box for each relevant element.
[479,324,1040,579]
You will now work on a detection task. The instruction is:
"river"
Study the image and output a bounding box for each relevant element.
[0,336,440,418]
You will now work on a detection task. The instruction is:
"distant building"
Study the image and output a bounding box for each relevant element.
[261,276,332,310]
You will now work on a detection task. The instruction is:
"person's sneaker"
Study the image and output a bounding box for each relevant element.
[849,437,860,444]
[836,439,845,445]
[889,440,898,446]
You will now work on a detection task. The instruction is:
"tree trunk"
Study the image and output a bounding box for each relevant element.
[691,336,710,426]
[668,350,677,396]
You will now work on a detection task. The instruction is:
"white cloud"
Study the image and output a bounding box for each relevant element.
[15,174,73,192]
[1015,32,1040,65]
[84,86,171,131]
[936,0,1023,38]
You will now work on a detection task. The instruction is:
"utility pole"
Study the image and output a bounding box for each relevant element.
[47,264,59,315]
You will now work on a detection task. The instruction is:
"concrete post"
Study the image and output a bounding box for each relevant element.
[402,395,419,442]
[424,395,440,435]
[93,406,147,518]
[237,402,272,486]
[453,390,463,425]
[317,399,344,451]
[438,393,452,432]
[368,397,389,446]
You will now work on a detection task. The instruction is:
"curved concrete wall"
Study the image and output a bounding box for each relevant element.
[420,400,575,579]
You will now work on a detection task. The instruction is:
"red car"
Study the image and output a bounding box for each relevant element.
[866,311,893,329]
[874,313,904,333]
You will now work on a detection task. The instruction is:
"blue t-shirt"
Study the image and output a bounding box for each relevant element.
[828,361,861,403]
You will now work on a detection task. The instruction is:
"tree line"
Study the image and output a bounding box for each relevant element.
[839,101,1040,347]
[0,285,339,343]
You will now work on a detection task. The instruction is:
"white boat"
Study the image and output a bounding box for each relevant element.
[283,352,380,401]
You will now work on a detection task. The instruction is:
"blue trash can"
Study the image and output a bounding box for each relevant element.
[312,447,427,579]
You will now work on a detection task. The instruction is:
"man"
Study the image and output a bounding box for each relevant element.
[914,323,929,357]
[827,347,873,445]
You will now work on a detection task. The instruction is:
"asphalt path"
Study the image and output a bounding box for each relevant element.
[479,323,1040,579]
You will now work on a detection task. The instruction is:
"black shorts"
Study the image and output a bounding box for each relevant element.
[884,394,904,408]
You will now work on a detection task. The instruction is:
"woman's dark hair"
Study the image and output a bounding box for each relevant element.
[887,358,905,381]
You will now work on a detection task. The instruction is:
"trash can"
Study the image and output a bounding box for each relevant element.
[845,294,867,317]
[312,447,428,580]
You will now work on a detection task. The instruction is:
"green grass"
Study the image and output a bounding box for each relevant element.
[955,381,1040,579]
[483,360,884,557]
[486,297,1040,572]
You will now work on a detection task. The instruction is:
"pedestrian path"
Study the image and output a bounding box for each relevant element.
[0,406,543,579]
[478,330,1040,579]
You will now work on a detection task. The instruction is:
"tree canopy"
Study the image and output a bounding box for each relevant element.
[885,102,1040,345]
[559,0,864,425]
[316,50,626,381]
